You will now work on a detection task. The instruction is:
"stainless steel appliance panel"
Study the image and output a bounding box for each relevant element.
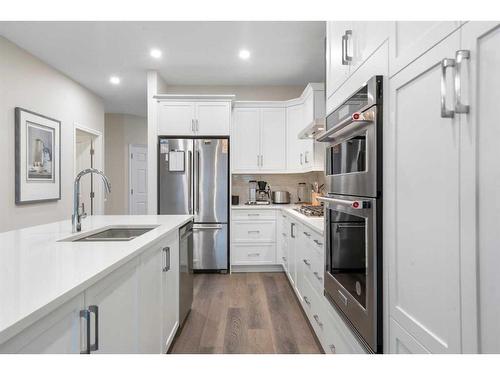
[320,194,380,353]
[179,221,193,326]
[194,139,229,223]
[159,139,193,215]
[192,223,228,270]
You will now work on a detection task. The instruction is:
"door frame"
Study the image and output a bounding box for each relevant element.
[128,143,148,214]
[73,123,104,214]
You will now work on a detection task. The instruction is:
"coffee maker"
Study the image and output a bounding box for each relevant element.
[246,180,271,205]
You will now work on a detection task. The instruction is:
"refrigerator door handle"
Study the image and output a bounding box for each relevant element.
[187,150,193,214]
[195,149,200,214]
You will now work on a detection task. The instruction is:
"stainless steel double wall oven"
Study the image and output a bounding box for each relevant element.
[318,76,383,353]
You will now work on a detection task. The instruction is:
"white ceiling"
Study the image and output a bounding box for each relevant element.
[0,21,325,116]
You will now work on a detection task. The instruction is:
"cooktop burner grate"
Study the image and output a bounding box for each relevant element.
[294,205,324,217]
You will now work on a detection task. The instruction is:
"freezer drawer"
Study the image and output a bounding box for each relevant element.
[192,223,228,270]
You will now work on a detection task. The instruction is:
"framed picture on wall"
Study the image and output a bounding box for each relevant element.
[15,107,61,204]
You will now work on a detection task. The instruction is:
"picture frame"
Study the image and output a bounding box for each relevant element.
[15,107,61,204]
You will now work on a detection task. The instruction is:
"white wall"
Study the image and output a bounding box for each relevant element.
[0,36,104,233]
[104,113,147,214]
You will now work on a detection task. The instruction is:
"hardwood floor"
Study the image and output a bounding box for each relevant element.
[170,272,322,354]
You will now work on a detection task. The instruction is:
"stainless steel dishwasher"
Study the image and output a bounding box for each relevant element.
[179,221,194,326]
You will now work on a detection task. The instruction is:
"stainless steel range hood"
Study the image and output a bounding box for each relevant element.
[297,118,326,140]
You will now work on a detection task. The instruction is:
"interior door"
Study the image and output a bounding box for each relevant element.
[129,144,148,215]
[461,21,500,354]
[388,31,461,353]
[260,107,286,171]
[232,108,260,171]
[194,138,229,223]
[158,138,193,215]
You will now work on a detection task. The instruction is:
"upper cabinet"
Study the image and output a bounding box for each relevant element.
[389,21,463,77]
[326,21,391,103]
[232,105,286,173]
[232,83,325,174]
[156,96,233,136]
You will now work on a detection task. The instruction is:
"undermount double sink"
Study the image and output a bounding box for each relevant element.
[60,225,159,242]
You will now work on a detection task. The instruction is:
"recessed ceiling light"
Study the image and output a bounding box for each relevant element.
[150,49,162,59]
[109,76,121,85]
[239,49,251,60]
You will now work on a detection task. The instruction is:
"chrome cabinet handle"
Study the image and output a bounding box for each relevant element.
[303,259,311,266]
[300,153,303,165]
[248,252,260,257]
[304,151,309,164]
[313,314,324,328]
[80,309,91,354]
[313,239,323,246]
[257,154,260,167]
[303,231,311,237]
[248,230,261,234]
[163,246,170,272]
[248,213,260,216]
[196,119,199,132]
[187,151,193,214]
[290,223,295,238]
[313,271,323,281]
[303,296,311,306]
[441,58,456,118]
[341,30,352,65]
[329,344,336,354]
[89,305,99,352]
[455,50,470,114]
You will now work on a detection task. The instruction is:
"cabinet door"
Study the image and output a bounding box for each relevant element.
[287,220,298,285]
[350,21,391,73]
[389,319,430,354]
[389,21,462,76]
[260,107,286,171]
[326,21,352,99]
[162,235,179,352]
[195,102,231,135]
[158,101,195,135]
[84,259,139,354]
[0,295,84,354]
[286,104,304,172]
[138,245,163,353]
[232,108,261,171]
[388,32,462,353]
[461,21,500,354]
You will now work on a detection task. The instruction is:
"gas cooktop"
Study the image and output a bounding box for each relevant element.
[294,205,324,217]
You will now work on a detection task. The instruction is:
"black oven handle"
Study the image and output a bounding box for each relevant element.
[317,108,375,143]
[318,196,371,210]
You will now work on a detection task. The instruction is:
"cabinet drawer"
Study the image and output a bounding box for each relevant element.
[232,221,276,242]
[231,243,276,265]
[232,209,276,221]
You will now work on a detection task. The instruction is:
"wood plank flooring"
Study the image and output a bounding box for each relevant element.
[170,272,322,354]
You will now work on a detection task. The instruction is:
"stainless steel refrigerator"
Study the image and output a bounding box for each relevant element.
[158,137,229,271]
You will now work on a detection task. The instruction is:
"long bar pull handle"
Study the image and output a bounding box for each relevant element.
[79,309,91,354]
[89,305,99,352]
[195,149,200,214]
[455,50,470,114]
[341,30,352,65]
[163,246,171,272]
[441,58,456,118]
[187,151,193,214]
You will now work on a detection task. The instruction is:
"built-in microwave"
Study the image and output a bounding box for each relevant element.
[318,76,383,198]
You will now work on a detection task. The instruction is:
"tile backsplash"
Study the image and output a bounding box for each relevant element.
[232,172,326,204]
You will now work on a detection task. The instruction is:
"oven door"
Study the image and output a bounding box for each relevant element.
[323,106,379,198]
[320,195,379,352]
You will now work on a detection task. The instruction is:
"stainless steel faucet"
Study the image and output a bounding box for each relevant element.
[72,168,111,232]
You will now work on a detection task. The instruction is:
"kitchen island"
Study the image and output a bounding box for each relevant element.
[0,215,192,353]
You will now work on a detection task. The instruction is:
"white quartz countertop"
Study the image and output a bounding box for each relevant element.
[232,204,324,235]
[0,214,192,345]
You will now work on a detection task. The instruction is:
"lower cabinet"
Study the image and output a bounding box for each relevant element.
[0,232,180,354]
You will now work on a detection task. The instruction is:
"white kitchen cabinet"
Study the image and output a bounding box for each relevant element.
[326,21,352,99]
[0,295,84,354]
[286,104,305,171]
[161,234,179,351]
[231,243,276,265]
[232,106,286,173]
[389,21,463,77]
[387,31,462,354]
[460,21,500,354]
[350,21,391,73]
[84,258,140,354]
[158,100,231,136]
[260,108,287,171]
[389,319,430,354]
